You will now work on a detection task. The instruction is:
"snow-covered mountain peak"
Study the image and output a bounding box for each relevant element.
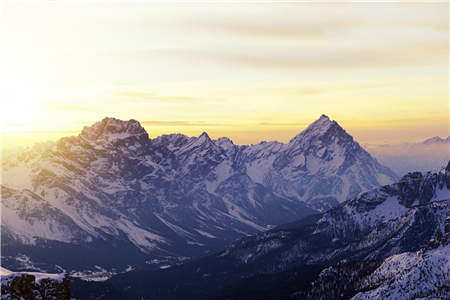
[216,137,236,153]
[424,136,444,144]
[198,131,212,142]
[317,114,332,124]
[181,131,216,151]
[151,133,191,149]
[277,115,382,188]
[423,135,450,144]
[1,115,399,274]
[289,114,345,146]
[174,131,225,164]
[302,114,334,134]
[80,117,148,142]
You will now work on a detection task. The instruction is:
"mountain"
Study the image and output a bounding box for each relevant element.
[77,162,450,300]
[214,162,449,273]
[423,136,450,144]
[293,215,450,300]
[1,115,396,276]
[365,136,450,175]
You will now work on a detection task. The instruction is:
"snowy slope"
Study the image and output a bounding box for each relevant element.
[1,115,396,274]
[298,215,450,300]
[352,244,450,299]
[81,164,450,300]
[1,267,69,300]
[0,267,65,284]
[219,163,450,270]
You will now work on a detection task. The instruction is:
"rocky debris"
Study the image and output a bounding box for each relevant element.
[1,270,70,300]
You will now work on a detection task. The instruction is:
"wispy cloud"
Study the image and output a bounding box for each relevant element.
[258,122,310,127]
[117,90,199,103]
[44,104,89,111]
[190,4,448,40]
[141,120,223,127]
[192,18,360,39]
[263,83,395,96]
[116,89,225,104]
[155,42,447,70]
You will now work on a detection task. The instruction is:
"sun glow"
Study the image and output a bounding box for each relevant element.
[1,2,448,148]
[0,76,39,133]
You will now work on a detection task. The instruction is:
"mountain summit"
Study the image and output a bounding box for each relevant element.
[290,114,336,142]
[1,115,397,275]
[80,117,148,141]
[290,114,356,153]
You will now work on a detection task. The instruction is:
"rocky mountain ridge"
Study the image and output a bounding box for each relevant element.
[294,215,450,300]
[79,162,449,300]
[423,135,450,144]
[1,115,397,275]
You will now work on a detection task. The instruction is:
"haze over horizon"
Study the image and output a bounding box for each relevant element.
[1,1,449,148]
[2,115,450,151]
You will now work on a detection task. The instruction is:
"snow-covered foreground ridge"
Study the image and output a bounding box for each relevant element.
[1,115,396,272]
[293,216,450,300]
[0,267,65,284]
[352,243,450,299]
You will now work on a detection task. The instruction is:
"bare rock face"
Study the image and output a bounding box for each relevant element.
[1,272,70,300]
[442,216,450,245]
[1,115,398,274]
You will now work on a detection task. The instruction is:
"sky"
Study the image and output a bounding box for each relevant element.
[1,1,449,148]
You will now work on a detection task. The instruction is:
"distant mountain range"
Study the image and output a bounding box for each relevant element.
[423,136,450,144]
[73,162,450,300]
[366,136,450,175]
[1,115,397,276]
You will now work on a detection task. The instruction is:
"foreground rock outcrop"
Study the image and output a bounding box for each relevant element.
[0,268,70,300]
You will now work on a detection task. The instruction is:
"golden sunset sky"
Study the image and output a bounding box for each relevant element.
[1,1,449,148]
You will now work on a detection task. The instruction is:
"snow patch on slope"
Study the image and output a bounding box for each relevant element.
[352,244,450,300]
[206,160,233,193]
[0,267,65,284]
[352,196,409,228]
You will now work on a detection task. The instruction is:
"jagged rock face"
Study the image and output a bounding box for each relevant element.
[291,260,384,300]
[75,164,450,300]
[294,243,450,300]
[445,216,450,237]
[1,115,396,274]
[0,270,70,300]
[320,218,450,300]
[268,115,397,210]
[293,218,450,300]
[393,170,450,206]
[220,164,450,271]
